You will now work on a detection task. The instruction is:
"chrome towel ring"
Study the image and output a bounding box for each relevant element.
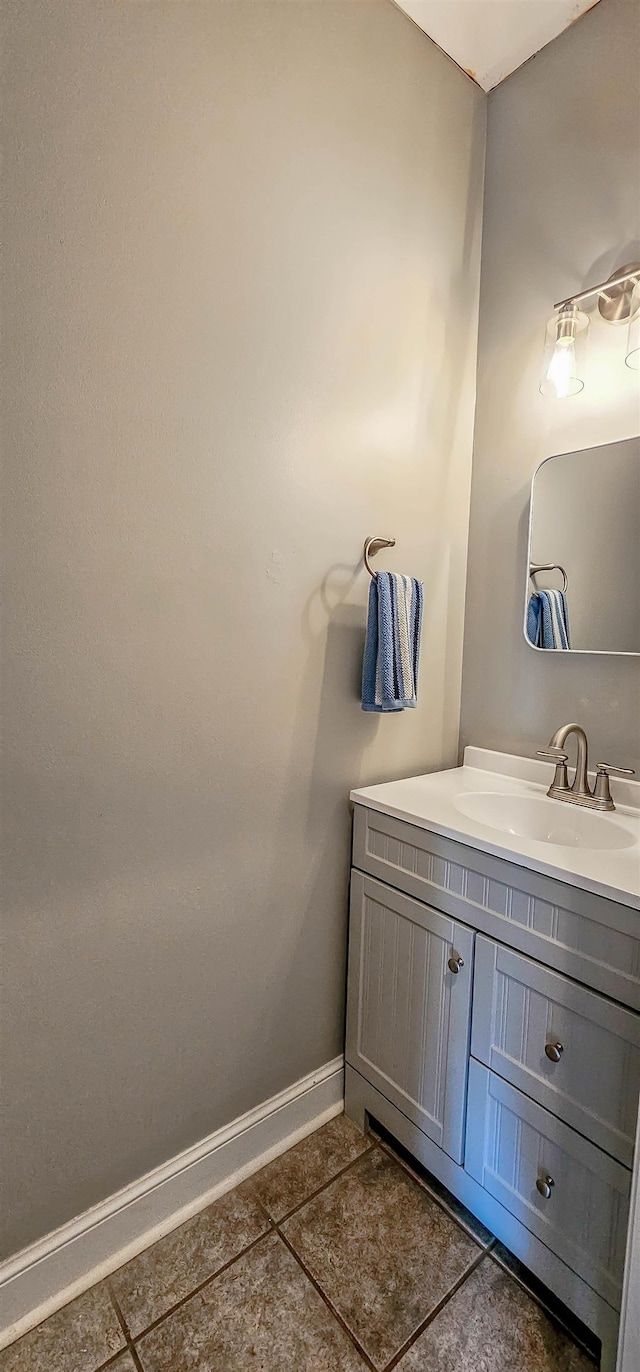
[364,536,396,579]
[530,561,568,594]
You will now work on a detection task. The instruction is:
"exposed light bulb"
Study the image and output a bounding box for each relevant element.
[545,336,576,399]
[539,305,588,398]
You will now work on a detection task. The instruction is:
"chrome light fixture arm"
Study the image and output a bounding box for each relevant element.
[554,262,640,319]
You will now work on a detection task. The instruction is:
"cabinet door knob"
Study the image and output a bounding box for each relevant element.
[545,1042,564,1063]
[448,952,464,974]
[536,1174,555,1200]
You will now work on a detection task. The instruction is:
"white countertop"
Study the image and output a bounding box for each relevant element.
[351,747,640,910]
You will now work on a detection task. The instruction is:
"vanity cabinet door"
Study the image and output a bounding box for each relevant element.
[472,936,640,1166]
[346,870,474,1164]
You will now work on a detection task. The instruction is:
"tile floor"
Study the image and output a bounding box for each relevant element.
[0,1114,599,1372]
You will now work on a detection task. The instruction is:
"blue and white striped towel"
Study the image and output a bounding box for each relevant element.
[527,589,571,649]
[362,571,424,712]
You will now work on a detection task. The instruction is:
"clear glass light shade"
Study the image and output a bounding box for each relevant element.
[625,281,640,370]
[539,306,589,398]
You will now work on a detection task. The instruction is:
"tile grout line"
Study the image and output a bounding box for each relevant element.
[90,1138,375,1359]
[91,1129,504,1372]
[122,1226,274,1346]
[267,1140,376,1226]
[91,1124,594,1372]
[377,1138,596,1364]
[274,1137,493,1371]
[383,1247,489,1372]
[276,1226,379,1372]
[105,1282,145,1372]
[91,1350,140,1372]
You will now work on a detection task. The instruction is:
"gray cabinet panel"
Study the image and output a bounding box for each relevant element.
[472,936,640,1166]
[353,805,640,1009]
[466,1060,632,1309]
[346,871,474,1163]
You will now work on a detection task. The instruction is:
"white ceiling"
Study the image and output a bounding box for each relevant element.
[394,0,601,90]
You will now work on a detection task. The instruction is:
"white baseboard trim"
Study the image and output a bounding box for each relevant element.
[0,1055,344,1350]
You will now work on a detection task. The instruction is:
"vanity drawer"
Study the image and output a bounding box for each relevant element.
[466,1060,631,1309]
[471,936,640,1166]
[353,805,640,1010]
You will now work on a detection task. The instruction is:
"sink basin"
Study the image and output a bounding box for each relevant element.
[453,792,636,850]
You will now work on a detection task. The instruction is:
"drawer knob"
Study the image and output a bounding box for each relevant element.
[545,1042,564,1063]
[536,1174,555,1200]
[448,952,464,974]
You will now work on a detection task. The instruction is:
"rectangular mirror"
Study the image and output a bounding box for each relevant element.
[525,436,640,655]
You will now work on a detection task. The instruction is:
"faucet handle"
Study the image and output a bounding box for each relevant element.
[593,763,635,811]
[537,747,569,793]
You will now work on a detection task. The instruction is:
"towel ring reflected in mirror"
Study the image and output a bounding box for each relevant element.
[529,561,569,594]
[364,536,396,579]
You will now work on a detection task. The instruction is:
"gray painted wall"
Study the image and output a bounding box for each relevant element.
[460,0,640,769]
[1,1,485,1255]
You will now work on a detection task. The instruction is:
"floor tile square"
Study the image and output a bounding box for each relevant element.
[491,1243,599,1362]
[0,1285,125,1372]
[135,1231,367,1371]
[249,1113,370,1221]
[395,1257,595,1370]
[110,1181,269,1336]
[377,1137,494,1248]
[282,1146,481,1369]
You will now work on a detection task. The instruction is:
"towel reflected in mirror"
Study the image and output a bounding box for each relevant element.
[527,588,571,650]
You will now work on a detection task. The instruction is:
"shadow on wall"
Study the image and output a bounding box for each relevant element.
[257,568,382,1066]
[261,530,471,1073]
[416,105,486,755]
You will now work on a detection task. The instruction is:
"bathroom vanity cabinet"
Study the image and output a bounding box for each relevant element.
[345,802,640,1372]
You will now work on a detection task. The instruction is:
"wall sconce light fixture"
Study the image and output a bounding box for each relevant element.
[540,262,640,398]
[540,304,589,398]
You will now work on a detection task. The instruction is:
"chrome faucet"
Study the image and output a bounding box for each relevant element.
[537,723,635,812]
